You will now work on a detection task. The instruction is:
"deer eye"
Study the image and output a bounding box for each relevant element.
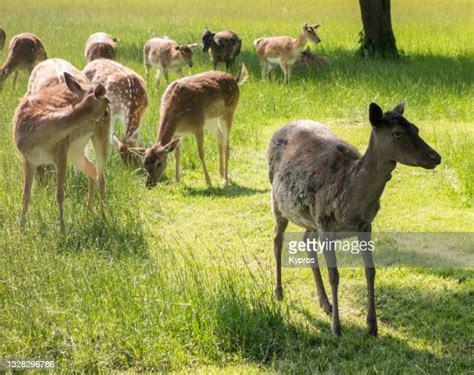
[393,131,403,139]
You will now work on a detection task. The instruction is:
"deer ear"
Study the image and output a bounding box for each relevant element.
[112,133,123,149]
[94,83,106,98]
[163,138,180,153]
[369,103,384,127]
[312,24,321,29]
[112,37,119,43]
[190,43,200,49]
[392,100,405,115]
[64,72,84,94]
[303,22,309,29]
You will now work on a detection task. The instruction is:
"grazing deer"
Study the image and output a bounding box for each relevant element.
[0,27,5,50]
[268,102,441,336]
[83,58,148,165]
[129,65,248,187]
[84,32,118,62]
[0,33,47,89]
[201,28,242,70]
[143,37,199,87]
[13,58,111,230]
[254,23,321,83]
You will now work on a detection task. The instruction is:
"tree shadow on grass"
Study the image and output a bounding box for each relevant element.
[238,47,473,91]
[181,181,269,198]
[210,282,462,374]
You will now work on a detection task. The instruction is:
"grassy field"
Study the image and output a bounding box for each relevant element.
[0,0,473,373]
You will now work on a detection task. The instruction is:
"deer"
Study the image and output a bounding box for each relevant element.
[295,48,330,70]
[128,64,248,188]
[84,32,118,62]
[83,58,148,166]
[254,23,321,83]
[143,37,200,88]
[268,102,441,336]
[13,58,111,230]
[0,33,47,90]
[201,28,242,70]
[0,27,5,50]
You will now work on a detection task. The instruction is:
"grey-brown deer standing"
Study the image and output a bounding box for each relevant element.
[0,33,47,89]
[201,28,242,70]
[268,102,441,336]
[13,58,111,230]
[254,23,321,83]
[84,32,118,62]
[129,65,248,187]
[83,58,148,166]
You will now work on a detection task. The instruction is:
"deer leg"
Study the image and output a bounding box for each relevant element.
[322,234,341,336]
[54,150,67,231]
[221,113,233,184]
[279,61,289,83]
[92,131,108,216]
[272,195,288,300]
[287,64,293,83]
[359,230,377,336]
[175,142,181,183]
[215,127,225,180]
[12,71,18,88]
[195,130,211,186]
[71,153,97,211]
[164,70,170,85]
[144,63,151,84]
[305,231,332,315]
[156,68,162,88]
[20,159,35,227]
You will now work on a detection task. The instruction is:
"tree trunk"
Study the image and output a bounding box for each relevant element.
[358,0,398,58]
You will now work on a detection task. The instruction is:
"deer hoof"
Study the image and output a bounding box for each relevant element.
[274,286,283,301]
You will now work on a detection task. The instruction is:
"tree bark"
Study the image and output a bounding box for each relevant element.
[358,0,398,58]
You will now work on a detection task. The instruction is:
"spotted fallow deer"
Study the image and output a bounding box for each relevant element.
[0,33,47,89]
[0,27,5,50]
[129,64,248,187]
[254,23,321,83]
[84,32,118,62]
[143,37,200,87]
[83,58,148,165]
[13,58,111,230]
[268,102,441,336]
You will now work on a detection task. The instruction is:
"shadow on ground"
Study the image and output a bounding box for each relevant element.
[181,182,269,198]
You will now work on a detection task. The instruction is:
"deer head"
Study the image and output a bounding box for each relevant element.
[175,44,200,67]
[129,138,180,187]
[369,102,441,169]
[202,27,216,53]
[302,23,321,44]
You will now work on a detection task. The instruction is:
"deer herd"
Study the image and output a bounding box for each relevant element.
[1,23,441,337]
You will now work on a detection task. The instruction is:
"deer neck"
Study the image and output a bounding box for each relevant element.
[156,118,177,147]
[295,32,307,50]
[347,131,396,214]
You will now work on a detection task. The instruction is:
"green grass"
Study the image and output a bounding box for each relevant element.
[0,0,473,373]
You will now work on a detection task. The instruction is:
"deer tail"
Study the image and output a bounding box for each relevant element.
[235,64,249,86]
[253,38,264,48]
